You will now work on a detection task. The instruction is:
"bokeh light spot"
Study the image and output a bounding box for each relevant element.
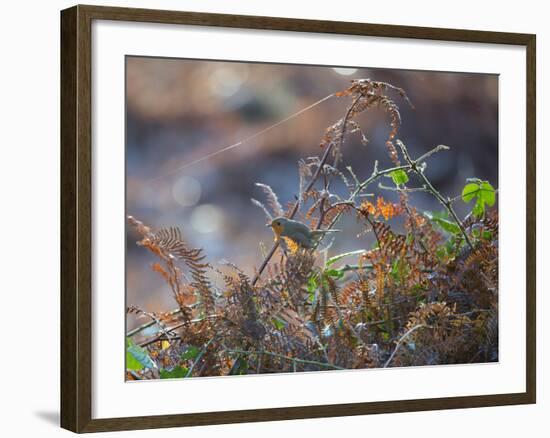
[172,176,202,207]
[209,66,248,98]
[190,204,224,234]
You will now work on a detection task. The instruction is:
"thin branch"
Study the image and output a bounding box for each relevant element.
[126,307,183,338]
[415,144,450,163]
[321,201,355,217]
[185,337,216,377]
[384,324,431,368]
[137,314,221,347]
[378,183,428,193]
[127,306,179,341]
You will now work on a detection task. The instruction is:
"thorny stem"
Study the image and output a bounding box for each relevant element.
[322,162,413,233]
[377,183,429,193]
[252,94,363,285]
[395,140,475,252]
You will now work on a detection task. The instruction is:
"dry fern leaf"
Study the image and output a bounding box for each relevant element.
[151,226,215,314]
[255,182,284,218]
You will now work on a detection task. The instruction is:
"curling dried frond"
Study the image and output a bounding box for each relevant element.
[297,159,312,208]
[251,198,273,220]
[255,182,284,217]
[317,203,353,228]
[127,216,214,317]
[329,78,414,164]
[152,226,215,314]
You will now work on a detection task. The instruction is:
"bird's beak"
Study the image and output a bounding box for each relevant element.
[266,223,272,228]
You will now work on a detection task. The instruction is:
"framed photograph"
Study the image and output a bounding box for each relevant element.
[60,4,536,433]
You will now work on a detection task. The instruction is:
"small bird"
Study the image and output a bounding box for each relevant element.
[267,216,340,249]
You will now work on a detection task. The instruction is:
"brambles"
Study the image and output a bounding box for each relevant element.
[126,79,498,379]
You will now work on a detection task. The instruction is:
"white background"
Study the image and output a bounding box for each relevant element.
[0,0,546,437]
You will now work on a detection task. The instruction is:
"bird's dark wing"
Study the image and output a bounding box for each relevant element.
[290,231,314,248]
[290,220,313,237]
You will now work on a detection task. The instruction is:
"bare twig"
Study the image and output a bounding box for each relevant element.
[384,324,431,368]
[185,337,216,377]
[126,307,183,338]
[415,144,450,163]
[138,314,221,347]
[127,306,179,341]
[378,183,428,193]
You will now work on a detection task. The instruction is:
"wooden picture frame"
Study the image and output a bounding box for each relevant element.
[61,4,536,433]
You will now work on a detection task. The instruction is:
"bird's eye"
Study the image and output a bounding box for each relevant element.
[276,222,280,226]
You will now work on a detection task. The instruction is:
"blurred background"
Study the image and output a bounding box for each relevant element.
[126,56,498,327]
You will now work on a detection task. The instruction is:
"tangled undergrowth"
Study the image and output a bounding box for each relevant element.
[126,79,498,380]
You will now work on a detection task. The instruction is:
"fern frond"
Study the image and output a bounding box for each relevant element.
[255,182,284,217]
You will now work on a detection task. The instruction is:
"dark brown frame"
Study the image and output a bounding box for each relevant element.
[61,4,536,433]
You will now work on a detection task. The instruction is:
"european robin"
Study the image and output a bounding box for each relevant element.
[267,216,340,249]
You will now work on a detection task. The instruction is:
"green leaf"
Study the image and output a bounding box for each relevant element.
[126,349,144,371]
[479,181,496,206]
[126,338,156,370]
[325,269,345,280]
[271,317,287,331]
[436,218,460,234]
[160,366,189,379]
[424,211,460,235]
[307,274,318,294]
[473,198,485,218]
[388,169,409,185]
[181,345,200,361]
[462,180,496,208]
[390,258,408,283]
[445,236,459,256]
[462,183,480,203]
[326,249,366,267]
[435,246,446,261]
